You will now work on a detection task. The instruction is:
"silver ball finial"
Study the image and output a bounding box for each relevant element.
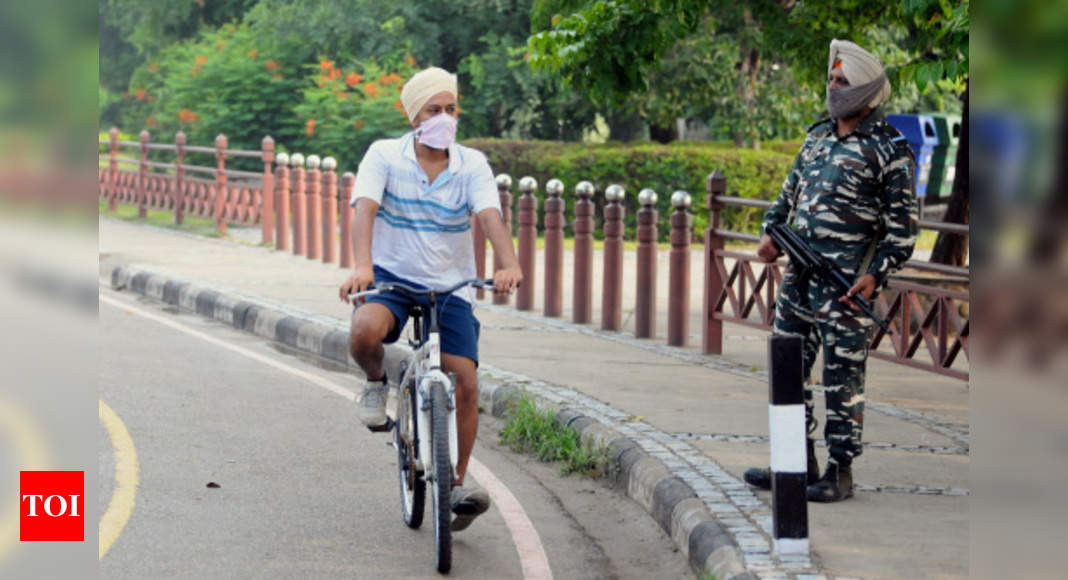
[275,152,290,166]
[575,181,594,199]
[638,188,658,207]
[306,154,321,169]
[495,173,512,189]
[671,190,692,210]
[290,153,305,167]
[518,176,538,194]
[322,156,337,171]
[545,178,564,196]
[605,184,625,203]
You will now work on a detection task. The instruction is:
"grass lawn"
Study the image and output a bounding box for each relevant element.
[99,199,222,239]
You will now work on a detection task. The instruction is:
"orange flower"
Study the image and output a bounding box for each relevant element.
[147,95,155,103]
[320,60,334,71]
[388,73,402,84]
[196,55,208,65]
[405,56,416,66]
[394,100,403,110]
[265,60,278,71]
[330,68,342,80]
[345,72,362,87]
[135,88,146,100]
[146,115,157,128]
[336,92,350,100]
[178,109,198,124]
[247,48,259,59]
[363,82,379,98]
[354,119,365,130]
[306,119,316,136]
[317,76,326,88]
[147,62,159,73]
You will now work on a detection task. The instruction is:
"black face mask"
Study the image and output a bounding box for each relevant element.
[826,72,888,119]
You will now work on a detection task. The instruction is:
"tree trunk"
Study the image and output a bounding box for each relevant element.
[931,85,969,266]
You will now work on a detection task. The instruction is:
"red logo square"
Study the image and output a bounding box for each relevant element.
[20,471,84,541]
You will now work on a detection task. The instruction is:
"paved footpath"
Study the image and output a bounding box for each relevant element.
[100,218,969,580]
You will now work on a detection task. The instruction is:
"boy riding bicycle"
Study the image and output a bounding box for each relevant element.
[338,67,522,531]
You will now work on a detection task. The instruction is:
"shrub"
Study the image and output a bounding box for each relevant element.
[462,139,796,239]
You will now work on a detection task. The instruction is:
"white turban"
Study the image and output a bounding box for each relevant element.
[828,39,891,109]
[400,67,458,122]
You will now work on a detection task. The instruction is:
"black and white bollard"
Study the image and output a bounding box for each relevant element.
[768,334,809,555]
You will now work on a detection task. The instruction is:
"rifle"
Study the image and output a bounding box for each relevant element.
[766,223,892,335]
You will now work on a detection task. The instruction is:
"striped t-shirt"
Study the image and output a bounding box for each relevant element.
[350,132,501,304]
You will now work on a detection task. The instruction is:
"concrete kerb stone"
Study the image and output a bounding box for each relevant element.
[108,263,764,580]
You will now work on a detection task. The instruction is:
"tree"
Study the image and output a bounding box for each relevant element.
[528,0,970,262]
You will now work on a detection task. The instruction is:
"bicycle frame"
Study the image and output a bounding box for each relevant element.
[397,297,459,483]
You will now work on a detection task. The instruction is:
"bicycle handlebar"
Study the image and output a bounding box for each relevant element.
[350,278,497,300]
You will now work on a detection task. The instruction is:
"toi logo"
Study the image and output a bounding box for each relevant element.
[20,471,84,541]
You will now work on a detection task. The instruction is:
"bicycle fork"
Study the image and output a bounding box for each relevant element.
[416,375,459,484]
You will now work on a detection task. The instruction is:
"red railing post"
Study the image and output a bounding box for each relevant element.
[274,153,291,251]
[322,156,339,264]
[306,155,323,260]
[175,132,186,225]
[572,181,595,324]
[261,136,275,245]
[138,130,150,219]
[108,128,119,212]
[473,201,487,300]
[493,174,513,306]
[543,178,565,317]
[516,176,539,311]
[635,188,659,338]
[214,134,228,236]
[339,171,355,268]
[668,191,693,347]
[601,184,626,331]
[290,153,306,256]
[703,171,727,354]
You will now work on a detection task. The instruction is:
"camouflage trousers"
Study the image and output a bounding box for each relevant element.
[773,270,874,465]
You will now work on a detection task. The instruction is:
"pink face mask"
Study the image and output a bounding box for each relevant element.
[416,113,457,150]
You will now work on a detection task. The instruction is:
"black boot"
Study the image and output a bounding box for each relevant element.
[807,459,853,502]
[743,439,819,490]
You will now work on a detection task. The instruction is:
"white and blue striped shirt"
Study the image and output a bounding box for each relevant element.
[350,132,501,303]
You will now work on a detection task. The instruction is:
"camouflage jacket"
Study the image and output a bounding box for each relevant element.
[762,110,919,287]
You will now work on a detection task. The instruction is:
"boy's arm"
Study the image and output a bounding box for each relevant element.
[477,208,522,294]
[339,198,379,303]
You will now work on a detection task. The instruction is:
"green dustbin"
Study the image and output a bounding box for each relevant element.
[926,114,961,202]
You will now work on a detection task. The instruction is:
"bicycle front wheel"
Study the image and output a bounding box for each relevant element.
[429,381,453,573]
[395,381,424,529]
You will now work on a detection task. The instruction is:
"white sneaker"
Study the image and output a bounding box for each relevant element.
[357,378,388,428]
[450,485,490,531]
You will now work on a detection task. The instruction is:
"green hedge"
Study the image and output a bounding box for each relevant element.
[462,139,796,241]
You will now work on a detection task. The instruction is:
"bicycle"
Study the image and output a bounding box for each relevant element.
[351,277,496,574]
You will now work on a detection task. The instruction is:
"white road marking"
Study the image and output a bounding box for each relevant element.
[100,291,552,577]
[468,458,553,579]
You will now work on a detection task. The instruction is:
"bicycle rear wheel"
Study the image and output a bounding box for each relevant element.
[429,381,453,573]
[395,380,424,529]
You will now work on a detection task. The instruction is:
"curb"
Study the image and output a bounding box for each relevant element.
[109,264,766,580]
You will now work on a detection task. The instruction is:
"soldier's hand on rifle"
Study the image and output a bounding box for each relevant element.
[757,234,781,263]
[839,274,877,311]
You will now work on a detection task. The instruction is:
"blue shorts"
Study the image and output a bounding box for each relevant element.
[356,266,481,365]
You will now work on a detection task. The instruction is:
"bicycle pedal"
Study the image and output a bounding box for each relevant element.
[366,417,395,433]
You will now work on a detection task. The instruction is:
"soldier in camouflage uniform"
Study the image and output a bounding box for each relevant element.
[743,40,919,502]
